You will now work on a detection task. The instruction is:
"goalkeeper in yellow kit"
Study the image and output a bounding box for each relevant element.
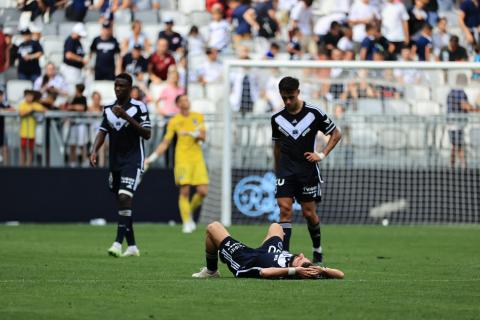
[145,94,209,233]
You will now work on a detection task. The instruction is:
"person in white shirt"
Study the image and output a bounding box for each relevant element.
[337,26,355,52]
[33,62,69,99]
[348,0,380,44]
[290,0,315,54]
[394,46,422,84]
[229,46,259,113]
[208,6,231,51]
[381,0,410,54]
[196,48,223,84]
[432,16,451,57]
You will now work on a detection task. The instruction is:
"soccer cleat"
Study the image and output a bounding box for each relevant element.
[188,220,197,232]
[192,267,220,278]
[182,220,196,233]
[107,244,122,258]
[312,251,323,265]
[122,246,140,257]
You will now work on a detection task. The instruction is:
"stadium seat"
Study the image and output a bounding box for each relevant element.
[408,125,428,149]
[84,10,101,22]
[356,98,383,114]
[42,23,58,36]
[85,22,102,43]
[377,127,408,149]
[465,87,480,103]
[405,85,430,101]
[350,125,378,148]
[189,11,212,27]
[160,10,189,25]
[47,52,64,67]
[51,9,67,23]
[205,83,224,104]
[424,70,445,86]
[114,24,131,42]
[384,100,411,115]
[133,10,159,23]
[468,126,480,147]
[0,8,20,23]
[187,83,205,99]
[447,70,472,86]
[7,80,32,107]
[59,22,77,39]
[42,36,64,57]
[91,81,116,104]
[412,100,441,115]
[173,25,190,37]
[178,0,206,13]
[143,24,160,43]
[188,54,207,70]
[158,0,174,10]
[191,98,216,114]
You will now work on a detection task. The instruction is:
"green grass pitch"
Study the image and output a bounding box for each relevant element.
[1,224,479,320]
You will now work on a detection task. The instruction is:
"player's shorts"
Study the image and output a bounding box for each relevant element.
[108,166,143,198]
[256,236,284,254]
[275,174,322,203]
[449,130,464,147]
[174,160,209,186]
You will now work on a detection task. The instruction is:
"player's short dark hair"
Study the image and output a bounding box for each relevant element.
[175,94,187,104]
[75,83,85,93]
[278,76,300,93]
[115,73,133,86]
[271,42,280,50]
[423,23,433,31]
[289,254,299,267]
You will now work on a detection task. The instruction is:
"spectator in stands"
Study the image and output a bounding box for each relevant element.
[229,0,259,43]
[90,21,121,81]
[394,45,422,84]
[18,0,49,27]
[325,48,346,101]
[348,0,380,47]
[287,27,303,60]
[254,0,279,40]
[89,91,102,113]
[17,28,43,83]
[439,35,469,61]
[360,23,393,61]
[432,17,450,58]
[61,23,88,86]
[376,68,401,99]
[30,24,43,42]
[423,0,439,28]
[408,0,428,39]
[158,17,184,53]
[229,45,259,113]
[121,20,152,56]
[0,89,14,165]
[265,42,280,59]
[148,38,176,84]
[458,0,480,46]
[65,0,93,22]
[88,90,106,167]
[122,44,148,81]
[413,23,433,61]
[207,5,231,51]
[156,69,184,117]
[95,0,114,23]
[319,21,343,54]
[187,26,206,56]
[381,0,410,54]
[0,25,8,88]
[18,89,44,166]
[131,85,146,103]
[196,48,223,85]
[289,0,314,54]
[33,62,69,100]
[131,0,160,10]
[473,44,480,81]
[447,73,478,168]
[67,83,88,167]
[342,69,376,105]
[337,25,354,53]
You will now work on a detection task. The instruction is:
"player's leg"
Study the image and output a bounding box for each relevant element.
[193,222,229,277]
[178,184,194,233]
[262,223,284,243]
[278,197,294,251]
[300,201,323,264]
[107,171,124,257]
[191,184,208,215]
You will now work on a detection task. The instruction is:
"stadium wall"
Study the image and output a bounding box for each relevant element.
[0,168,180,223]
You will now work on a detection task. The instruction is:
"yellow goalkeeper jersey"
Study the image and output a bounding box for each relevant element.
[165,112,206,165]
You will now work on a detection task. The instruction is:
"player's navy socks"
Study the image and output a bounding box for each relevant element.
[307,221,321,249]
[116,211,131,244]
[206,251,218,272]
[125,216,136,246]
[280,222,292,251]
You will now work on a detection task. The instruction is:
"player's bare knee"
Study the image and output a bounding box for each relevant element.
[197,185,208,197]
[179,185,190,197]
[269,223,283,236]
[207,221,221,235]
[279,204,293,220]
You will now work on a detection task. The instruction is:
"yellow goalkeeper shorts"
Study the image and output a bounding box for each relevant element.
[174,160,209,186]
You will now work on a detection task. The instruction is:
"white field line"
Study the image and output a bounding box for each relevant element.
[0,279,479,283]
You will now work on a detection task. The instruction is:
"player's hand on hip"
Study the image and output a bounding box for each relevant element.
[89,152,97,168]
[304,152,322,163]
[112,106,128,119]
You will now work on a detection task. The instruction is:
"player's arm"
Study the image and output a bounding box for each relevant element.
[259,266,321,279]
[90,130,107,168]
[111,106,151,140]
[305,128,342,163]
[273,141,281,173]
[144,137,172,167]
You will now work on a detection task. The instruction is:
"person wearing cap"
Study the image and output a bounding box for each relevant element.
[158,17,184,53]
[89,21,121,81]
[17,28,44,83]
[61,23,88,86]
[121,43,148,82]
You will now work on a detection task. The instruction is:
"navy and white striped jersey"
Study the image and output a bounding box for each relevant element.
[271,101,336,178]
[99,99,151,170]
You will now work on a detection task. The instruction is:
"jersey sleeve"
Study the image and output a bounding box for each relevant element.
[99,109,109,132]
[137,101,151,128]
[235,267,263,278]
[164,117,176,141]
[315,109,336,135]
[197,113,206,131]
[271,116,280,141]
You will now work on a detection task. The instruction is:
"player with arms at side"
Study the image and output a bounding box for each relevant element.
[90,73,151,257]
[192,221,344,279]
[145,94,208,233]
[272,76,342,264]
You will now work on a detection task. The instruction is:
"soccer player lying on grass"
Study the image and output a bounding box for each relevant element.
[192,222,344,279]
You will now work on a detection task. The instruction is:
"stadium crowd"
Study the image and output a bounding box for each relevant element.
[0,0,479,166]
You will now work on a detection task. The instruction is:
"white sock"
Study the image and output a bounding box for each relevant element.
[313,246,322,253]
[113,242,122,249]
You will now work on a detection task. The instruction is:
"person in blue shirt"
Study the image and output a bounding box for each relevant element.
[413,24,433,61]
[229,0,259,43]
[459,0,480,45]
[62,23,87,85]
[90,21,121,81]
[17,28,43,83]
